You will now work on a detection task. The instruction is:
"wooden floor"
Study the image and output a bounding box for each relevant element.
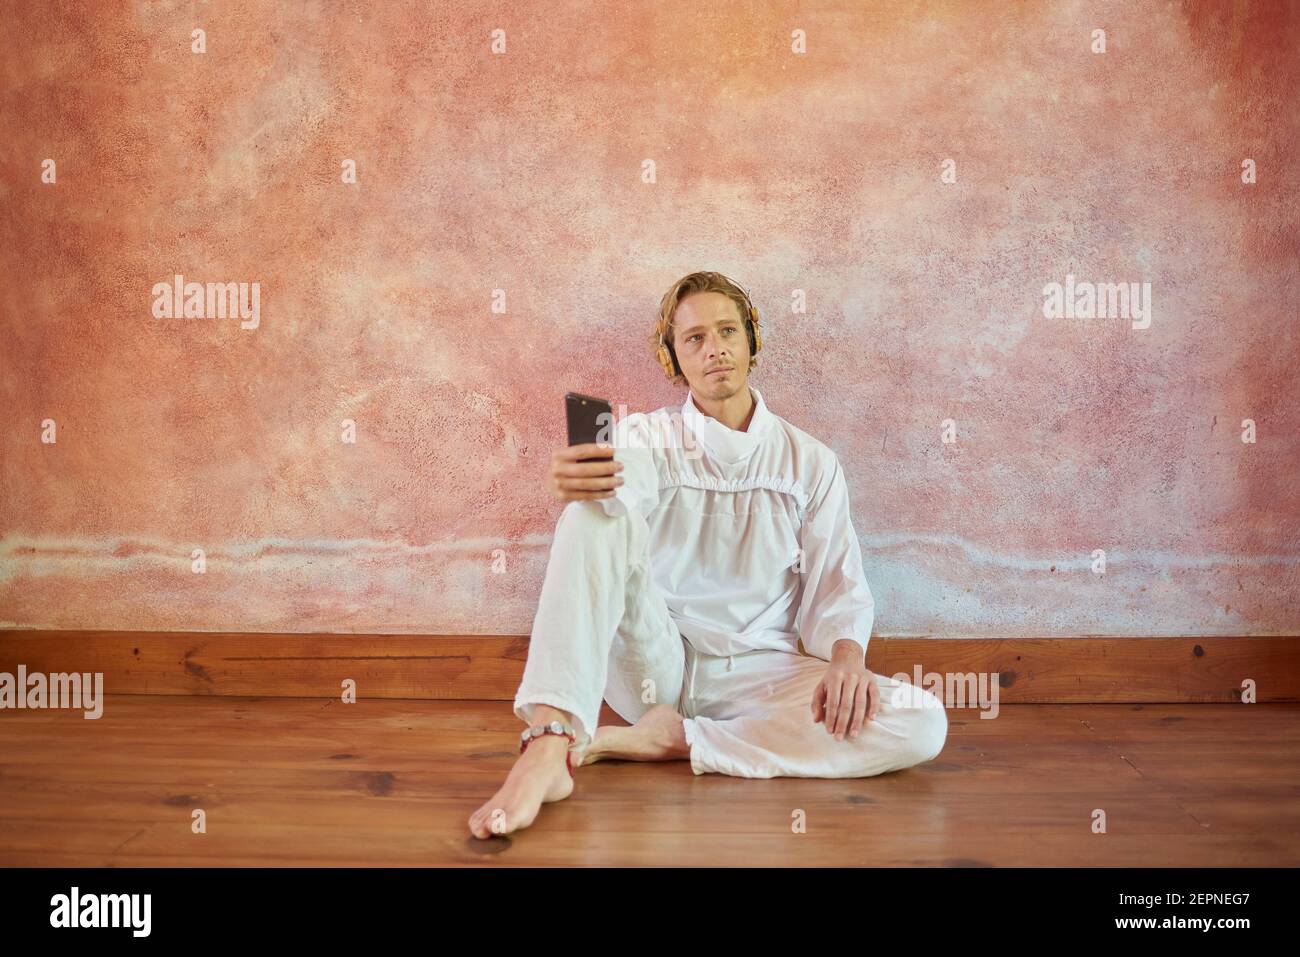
[1,695,1297,866]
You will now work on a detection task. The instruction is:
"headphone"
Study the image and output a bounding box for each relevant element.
[656,296,764,381]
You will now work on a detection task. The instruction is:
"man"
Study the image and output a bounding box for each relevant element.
[468,271,947,839]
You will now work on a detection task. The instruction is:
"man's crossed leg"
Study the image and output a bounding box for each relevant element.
[467,501,947,839]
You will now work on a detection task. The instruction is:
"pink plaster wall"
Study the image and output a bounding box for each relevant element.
[1,1,1296,636]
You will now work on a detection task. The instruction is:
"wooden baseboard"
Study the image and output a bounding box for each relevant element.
[1,630,1295,701]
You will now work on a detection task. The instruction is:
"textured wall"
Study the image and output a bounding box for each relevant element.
[1,1,1296,636]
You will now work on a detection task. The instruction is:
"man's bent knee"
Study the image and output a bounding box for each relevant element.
[560,498,617,527]
[554,499,629,549]
[874,681,948,768]
[904,689,948,765]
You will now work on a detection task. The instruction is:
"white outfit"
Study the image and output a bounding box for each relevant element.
[514,386,947,777]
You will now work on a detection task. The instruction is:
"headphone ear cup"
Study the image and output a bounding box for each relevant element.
[656,342,678,379]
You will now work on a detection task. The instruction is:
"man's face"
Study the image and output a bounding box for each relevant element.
[671,292,751,401]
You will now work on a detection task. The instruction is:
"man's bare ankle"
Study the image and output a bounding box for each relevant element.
[522,733,568,757]
[520,706,581,766]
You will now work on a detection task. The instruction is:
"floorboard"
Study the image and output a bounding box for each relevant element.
[1,696,1296,866]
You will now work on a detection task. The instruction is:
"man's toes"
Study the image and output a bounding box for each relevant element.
[469,802,500,837]
[470,809,499,838]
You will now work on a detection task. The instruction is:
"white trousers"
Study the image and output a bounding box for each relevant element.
[513,500,948,778]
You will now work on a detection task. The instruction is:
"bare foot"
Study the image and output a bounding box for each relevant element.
[468,733,575,839]
[578,704,689,766]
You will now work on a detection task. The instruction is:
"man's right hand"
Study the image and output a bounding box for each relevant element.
[547,444,625,502]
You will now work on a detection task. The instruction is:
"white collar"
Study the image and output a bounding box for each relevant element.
[681,384,774,465]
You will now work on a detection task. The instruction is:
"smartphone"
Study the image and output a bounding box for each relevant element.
[565,392,614,463]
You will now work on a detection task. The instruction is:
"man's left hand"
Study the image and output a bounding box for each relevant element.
[811,643,877,740]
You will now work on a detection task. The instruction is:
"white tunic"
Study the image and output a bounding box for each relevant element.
[598,385,875,662]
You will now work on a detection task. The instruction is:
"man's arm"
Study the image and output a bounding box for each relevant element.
[594,412,659,519]
[795,453,876,663]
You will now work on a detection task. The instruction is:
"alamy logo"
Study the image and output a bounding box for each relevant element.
[596,407,708,461]
[151,274,260,329]
[890,665,1000,718]
[50,886,151,937]
[1042,273,1151,329]
[0,665,103,718]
